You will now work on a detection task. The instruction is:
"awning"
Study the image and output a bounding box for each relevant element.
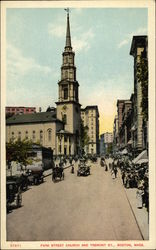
[136,159,148,165]
[132,150,148,164]
[121,148,128,155]
[131,125,136,131]
[127,139,132,145]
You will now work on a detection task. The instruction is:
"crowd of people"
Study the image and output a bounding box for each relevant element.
[108,156,149,212]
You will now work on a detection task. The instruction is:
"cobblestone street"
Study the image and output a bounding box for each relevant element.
[7,159,143,241]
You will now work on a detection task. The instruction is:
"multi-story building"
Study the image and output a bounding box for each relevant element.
[100,134,105,155]
[113,115,119,153]
[130,35,148,154]
[100,132,113,155]
[117,99,129,148]
[81,106,99,155]
[6,106,36,116]
[119,100,132,147]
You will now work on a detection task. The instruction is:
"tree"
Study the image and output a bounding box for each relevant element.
[6,138,33,167]
[136,53,148,121]
[80,120,90,154]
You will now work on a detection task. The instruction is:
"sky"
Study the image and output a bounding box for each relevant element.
[6,7,148,134]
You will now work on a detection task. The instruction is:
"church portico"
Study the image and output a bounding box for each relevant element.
[57,130,74,156]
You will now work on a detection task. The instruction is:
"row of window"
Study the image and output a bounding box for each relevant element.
[11,129,52,142]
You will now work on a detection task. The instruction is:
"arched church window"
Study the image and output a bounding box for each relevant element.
[64,88,68,99]
[18,131,21,140]
[11,131,15,140]
[75,88,78,101]
[40,130,43,143]
[32,130,36,141]
[47,129,52,142]
[65,71,68,79]
[62,114,67,124]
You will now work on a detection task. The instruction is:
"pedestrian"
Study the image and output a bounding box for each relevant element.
[111,169,115,179]
[121,171,125,185]
[71,165,74,174]
[105,164,108,171]
[69,157,72,165]
[109,162,112,170]
[114,167,118,178]
[136,186,144,209]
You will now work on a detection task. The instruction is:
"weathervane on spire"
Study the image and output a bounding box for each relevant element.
[64,8,70,14]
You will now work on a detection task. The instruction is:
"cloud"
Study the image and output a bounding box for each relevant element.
[7,43,52,80]
[48,22,65,38]
[118,27,147,48]
[72,28,94,52]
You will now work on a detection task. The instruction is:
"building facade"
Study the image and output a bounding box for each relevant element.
[6,112,63,156]
[130,35,148,154]
[113,36,148,157]
[119,100,132,147]
[113,115,119,153]
[81,106,99,155]
[100,132,113,155]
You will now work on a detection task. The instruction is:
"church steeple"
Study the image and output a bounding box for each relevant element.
[56,10,81,154]
[56,9,79,104]
[65,13,72,49]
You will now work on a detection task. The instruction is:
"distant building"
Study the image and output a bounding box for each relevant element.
[6,106,36,116]
[119,100,132,148]
[100,132,113,155]
[81,106,99,155]
[113,115,119,153]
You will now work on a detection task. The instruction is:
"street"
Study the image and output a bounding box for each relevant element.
[7,159,143,241]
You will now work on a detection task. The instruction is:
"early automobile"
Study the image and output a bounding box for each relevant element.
[52,166,64,182]
[26,169,44,185]
[6,179,22,212]
[77,166,90,176]
[7,174,29,191]
[90,155,97,162]
[26,163,44,185]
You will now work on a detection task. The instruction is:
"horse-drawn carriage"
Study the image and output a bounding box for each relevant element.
[77,159,91,176]
[52,166,64,182]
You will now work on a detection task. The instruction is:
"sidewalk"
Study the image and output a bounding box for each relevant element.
[119,172,149,240]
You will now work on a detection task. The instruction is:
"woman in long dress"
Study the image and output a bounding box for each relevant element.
[136,187,144,208]
[111,169,115,179]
